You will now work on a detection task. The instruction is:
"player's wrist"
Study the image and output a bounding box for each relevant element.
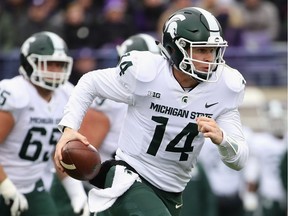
[62,126,71,133]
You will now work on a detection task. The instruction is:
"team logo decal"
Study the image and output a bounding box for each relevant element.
[164,14,186,39]
[182,96,188,103]
[148,91,161,99]
[205,102,218,108]
[21,36,36,55]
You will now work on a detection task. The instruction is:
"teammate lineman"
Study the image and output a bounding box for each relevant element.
[54,7,249,216]
[0,31,92,216]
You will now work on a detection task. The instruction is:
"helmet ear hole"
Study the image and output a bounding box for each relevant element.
[20,53,33,76]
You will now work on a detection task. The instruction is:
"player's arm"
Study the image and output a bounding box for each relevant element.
[197,109,248,170]
[0,110,14,143]
[57,52,138,133]
[79,108,110,149]
[0,87,29,215]
[55,61,134,171]
[0,79,30,144]
[54,107,110,172]
[197,69,248,170]
[54,70,113,171]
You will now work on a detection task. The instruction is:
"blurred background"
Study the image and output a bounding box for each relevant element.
[1,0,286,129]
[0,0,286,216]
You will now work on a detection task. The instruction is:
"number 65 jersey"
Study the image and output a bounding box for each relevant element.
[0,76,73,193]
[60,51,248,193]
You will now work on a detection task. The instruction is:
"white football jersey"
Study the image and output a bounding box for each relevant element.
[0,76,73,193]
[60,51,247,192]
[90,98,128,162]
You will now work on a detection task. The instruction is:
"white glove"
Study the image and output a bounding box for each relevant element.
[62,176,90,216]
[242,191,259,211]
[0,178,28,216]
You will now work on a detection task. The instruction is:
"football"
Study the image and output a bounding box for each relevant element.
[60,140,101,181]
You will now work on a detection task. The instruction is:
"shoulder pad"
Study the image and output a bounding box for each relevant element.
[58,82,74,97]
[222,65,246,93]
[0,76,30,111]
[116,51,161,92]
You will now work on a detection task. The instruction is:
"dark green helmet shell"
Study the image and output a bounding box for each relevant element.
[162,7,223,64]
[161,7,227,82]
[20,31,69,76]
[116,33,160,57]
[19,31,73,90]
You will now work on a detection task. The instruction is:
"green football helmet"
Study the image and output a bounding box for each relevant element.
[161,7,228,82]
[116,33,161,57]
[19,31,73,90]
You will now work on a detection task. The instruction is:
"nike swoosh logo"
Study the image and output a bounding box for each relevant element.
[175,204,183,209]
[205,102,218,108]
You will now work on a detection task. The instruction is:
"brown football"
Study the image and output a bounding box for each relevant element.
[60,140,101,181]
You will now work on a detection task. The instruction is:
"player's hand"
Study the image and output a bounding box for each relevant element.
[0,178,28,216]
[196,116,223,145]
[54,127,89,172]
[62,176,90,216]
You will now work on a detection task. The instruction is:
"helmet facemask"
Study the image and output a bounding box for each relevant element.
[19,31,73,91]
[21,53,73,91]
[175,37,227,82]
[161,7,229,82]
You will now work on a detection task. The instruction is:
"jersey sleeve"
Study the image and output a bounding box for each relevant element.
[214,67,248,170]
[223,66,246,108]
[58,51,159,131]
[0,78,29,112]
[115,51,158,95]
[58,67,133,131]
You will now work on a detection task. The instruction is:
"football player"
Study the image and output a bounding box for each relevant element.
[55,7,249,216]
[0,31,109,216]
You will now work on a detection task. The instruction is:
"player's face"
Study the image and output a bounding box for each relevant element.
[39,61,67,84]
[190,47,216,72]
[44,61,66,72]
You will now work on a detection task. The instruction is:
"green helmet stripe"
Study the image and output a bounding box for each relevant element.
[45,31,67,52]
[194,7,221,36]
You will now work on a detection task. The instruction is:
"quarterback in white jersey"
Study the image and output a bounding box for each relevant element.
[0,32,90,216]
[55,7,248,216]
